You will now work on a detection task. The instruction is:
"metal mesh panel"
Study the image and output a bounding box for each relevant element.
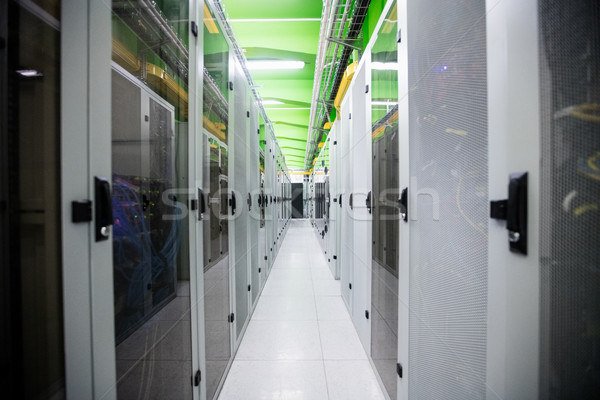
[233,67,249,339]
[539,1,600,398]
[407,0,488,398]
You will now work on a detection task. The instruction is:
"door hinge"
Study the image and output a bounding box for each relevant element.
[264,256,268,260]
[349,113,352,120]
[192,370,201,386]
[365,310,370,319]
[397,363,403,378]
[349,283,352,290]
[190,199,198,211]
[247,111,250,118]
[333,255,337,260]
[365,84,369,93]
[190,21,198,37]
[248,284,251,292]
[229,81,233,91]
[228,313,235,323]
[334,140,337,145]
[397,29,402,43]
[259,268,262,273]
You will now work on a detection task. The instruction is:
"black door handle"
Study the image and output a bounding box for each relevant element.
[490,172,527,255]
[366,191,372,214]
[398,187,408,222]
[247,193,252,211]
[94,177,113,242]
[349,193,353,210]
[198,188,206,220]
[339,194,342,208]
[230,192,237,215]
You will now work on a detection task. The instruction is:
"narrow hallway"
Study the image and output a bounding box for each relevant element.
[218,220,386,399]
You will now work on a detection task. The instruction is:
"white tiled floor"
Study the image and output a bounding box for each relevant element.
[218,220,386,400]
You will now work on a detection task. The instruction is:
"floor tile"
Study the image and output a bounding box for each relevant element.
[261,277,314,297]
[252,295,317,321]
[235,320,322,360]
[216,220,387,400]
[219,361,328,400]
[319,320,367,360]
[268,268,313,281]
[315,296,351,321]
[311,268,335,281]
[313,280,342,296]
[324,360,386,400]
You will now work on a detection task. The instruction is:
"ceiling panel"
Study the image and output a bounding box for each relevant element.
[222,0,323,169]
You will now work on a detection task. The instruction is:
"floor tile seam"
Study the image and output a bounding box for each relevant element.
[258,293,317,298]
[316,318,333,400]
[230,359,327,364]
[233,357,326,362]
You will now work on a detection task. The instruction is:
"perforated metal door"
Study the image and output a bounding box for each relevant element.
[340,96,354,312]
[539,1,600,398]
[231,62,249,341]
[351,60,372,351]
[407,0,489,397]
[248,100,260,307]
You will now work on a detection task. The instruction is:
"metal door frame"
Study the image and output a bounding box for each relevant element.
[486,0,541,397]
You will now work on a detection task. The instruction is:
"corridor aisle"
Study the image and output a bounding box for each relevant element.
[219,220,386,399]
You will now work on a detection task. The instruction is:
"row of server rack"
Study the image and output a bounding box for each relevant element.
[111,1,294,398]
[2,1,293,399]
[309,0,599,399]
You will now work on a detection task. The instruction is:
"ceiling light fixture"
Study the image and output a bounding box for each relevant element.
[16,69,43,77]
[371,62,398,71]
[247,60,305,70]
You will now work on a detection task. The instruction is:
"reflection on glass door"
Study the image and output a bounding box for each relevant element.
[203,4,233,397]
[110,0,192,397]
[1,1,64,398]
[370,2,399,399]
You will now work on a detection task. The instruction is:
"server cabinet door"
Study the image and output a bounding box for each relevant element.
[2,1,114,397]
[110,0,200,396]
[486,1,541,397]
[487,1,600,398]
[328,127,339,279]
[340,96,354,312]
[350,59,372,352]
[247,99,260,307]
[63,1,116,397]
[230,62,250,346]
[370,2,400,397]
[406,0,489,398]
[265,135,274,273]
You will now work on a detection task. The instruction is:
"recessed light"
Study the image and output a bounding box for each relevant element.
[371,62,398,71]
[247,60,305,70]
[16,69,43,77]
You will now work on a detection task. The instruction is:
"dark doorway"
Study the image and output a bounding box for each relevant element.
[291,183,304,218]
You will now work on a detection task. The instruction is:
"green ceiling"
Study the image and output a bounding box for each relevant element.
[222,0,323,169]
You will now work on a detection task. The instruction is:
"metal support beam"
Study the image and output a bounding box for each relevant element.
[326,37,362,51]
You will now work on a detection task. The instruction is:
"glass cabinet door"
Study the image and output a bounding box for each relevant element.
[370,3,400,399]
[1,1,64,398]
[110,1,192,397]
